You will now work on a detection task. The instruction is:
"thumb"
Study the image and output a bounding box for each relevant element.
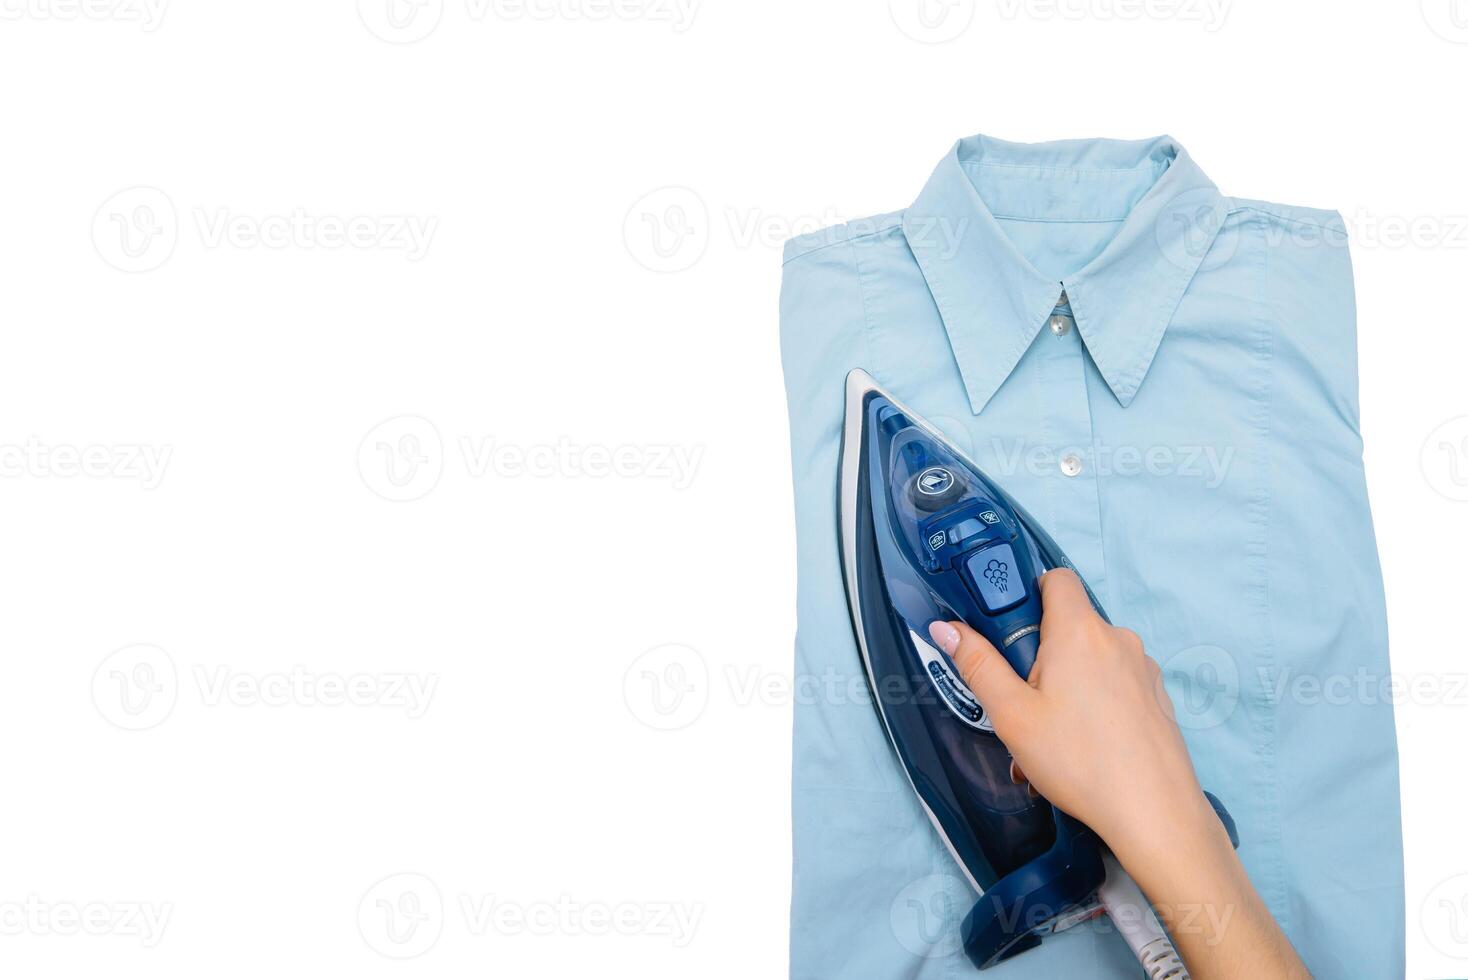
[928,619,1036,730]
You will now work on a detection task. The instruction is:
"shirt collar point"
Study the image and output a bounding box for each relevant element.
[908,133,1222,413]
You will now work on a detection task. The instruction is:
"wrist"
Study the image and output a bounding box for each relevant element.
[1101,784,1233,887]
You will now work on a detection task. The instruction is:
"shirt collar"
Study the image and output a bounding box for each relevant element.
[903,134,1227,413]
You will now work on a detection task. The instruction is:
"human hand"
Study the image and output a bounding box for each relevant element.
[928,569,1310,979]
[927,567,1216,859]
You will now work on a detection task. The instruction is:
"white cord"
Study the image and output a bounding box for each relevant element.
[1098,853,1189,980]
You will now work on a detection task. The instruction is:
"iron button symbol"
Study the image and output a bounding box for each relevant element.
[916,467,954,495]
[982,559,1010,593]
[909,464,966,512]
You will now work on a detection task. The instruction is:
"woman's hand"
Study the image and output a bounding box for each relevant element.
[928,568,1310,980]
[928,568,1208,855]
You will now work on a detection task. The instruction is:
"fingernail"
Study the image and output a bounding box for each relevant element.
[929,621,960,656]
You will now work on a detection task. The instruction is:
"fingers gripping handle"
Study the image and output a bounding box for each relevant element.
[999,625,1041,679]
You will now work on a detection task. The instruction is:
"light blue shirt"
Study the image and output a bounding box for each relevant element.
[779,134,1402,979]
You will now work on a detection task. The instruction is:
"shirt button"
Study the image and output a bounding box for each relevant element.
[1060,453,1083,477]
[1049,314,1071,336]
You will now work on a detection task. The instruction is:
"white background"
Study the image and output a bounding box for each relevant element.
[2,1,1465,977]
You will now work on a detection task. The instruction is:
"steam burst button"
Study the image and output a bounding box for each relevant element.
[964,542,1027,614]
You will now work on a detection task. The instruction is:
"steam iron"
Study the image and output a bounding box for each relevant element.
[837,369,1237,975]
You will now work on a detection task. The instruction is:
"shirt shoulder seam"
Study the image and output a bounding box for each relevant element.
[781,212,905,266]
[1228,200,1343,232]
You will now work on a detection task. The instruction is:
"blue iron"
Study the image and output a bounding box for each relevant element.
[837,369,1236,974]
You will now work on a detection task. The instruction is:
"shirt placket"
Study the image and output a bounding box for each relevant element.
[1035,290,1109,600]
